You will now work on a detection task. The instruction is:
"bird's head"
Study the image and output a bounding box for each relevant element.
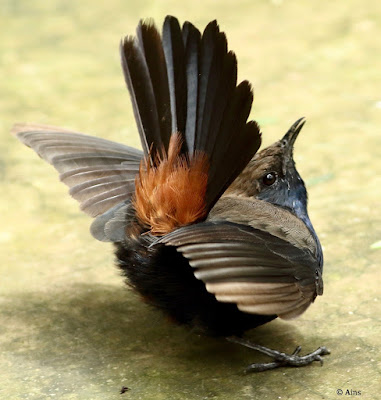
[251,117,308,217]
[227,117,322,264]
[228,118,307,216]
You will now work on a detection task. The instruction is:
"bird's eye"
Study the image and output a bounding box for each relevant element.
[262,172,277,186]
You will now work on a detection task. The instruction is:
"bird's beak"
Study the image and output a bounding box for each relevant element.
[280,117,306,164]
[281,117,306,158]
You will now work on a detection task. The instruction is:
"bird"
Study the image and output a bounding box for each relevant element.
[14,15,329,372]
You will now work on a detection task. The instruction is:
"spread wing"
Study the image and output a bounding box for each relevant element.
[13,124,143,240]
[158,221,323,320]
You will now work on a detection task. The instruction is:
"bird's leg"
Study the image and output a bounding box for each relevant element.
[226,336,330,373]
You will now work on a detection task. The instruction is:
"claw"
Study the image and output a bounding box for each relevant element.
[292,346,302,356]
[315,355,323,365]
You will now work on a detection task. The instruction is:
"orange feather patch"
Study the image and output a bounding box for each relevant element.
[134,134,209,235]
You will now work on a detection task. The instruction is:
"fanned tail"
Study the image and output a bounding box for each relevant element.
[120,16,261,215]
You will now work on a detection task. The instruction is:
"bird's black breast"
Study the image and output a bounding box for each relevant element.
[115,239,275,336]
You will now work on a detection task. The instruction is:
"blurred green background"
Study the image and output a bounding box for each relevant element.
[1,0,380,399]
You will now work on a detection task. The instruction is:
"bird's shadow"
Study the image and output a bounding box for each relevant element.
[2,283,325,379]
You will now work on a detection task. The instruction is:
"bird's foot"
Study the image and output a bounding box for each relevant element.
[226,336,330,373]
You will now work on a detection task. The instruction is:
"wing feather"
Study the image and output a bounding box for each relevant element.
[14,126,143,221]
[158,221,323,320]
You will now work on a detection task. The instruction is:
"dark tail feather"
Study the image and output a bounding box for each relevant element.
[182,21,201,154]
[204,50,237,155]
[196,22,233,153]
[162,16,187,139]
[120,21,171,158]
[136,20,172,150]
[195,21,219,150]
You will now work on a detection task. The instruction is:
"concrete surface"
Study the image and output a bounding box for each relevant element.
[1,0,380,399]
